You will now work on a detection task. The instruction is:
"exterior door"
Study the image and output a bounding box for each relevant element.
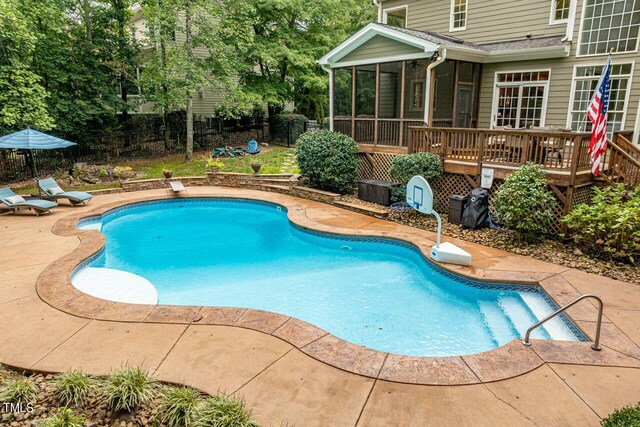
[456,84,473,128]
[492,71,549,129]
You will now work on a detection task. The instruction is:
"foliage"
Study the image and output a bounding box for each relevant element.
[215,0,376,121]
[0,376,39,402]
[157,386,202,427]
[104,366,155,413]
[601,402,640,427]
[0,66,54,130]
[388,152,443,202]
[564,185,640,263]
[40,408,86,427]
[494,162,557,242]
[52,369,96,407]
[296,130,359,194]
[193,395,259,427]
[207,159,224,170]
[271,113,308,140]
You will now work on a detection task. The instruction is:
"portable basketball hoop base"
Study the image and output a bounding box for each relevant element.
[406,176,472,266]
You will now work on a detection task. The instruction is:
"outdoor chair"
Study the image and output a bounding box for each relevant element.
[0,187,57,216]
[37,178,93,206]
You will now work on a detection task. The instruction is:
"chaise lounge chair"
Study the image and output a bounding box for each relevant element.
[37,178,93,206]
[0,187,57,216]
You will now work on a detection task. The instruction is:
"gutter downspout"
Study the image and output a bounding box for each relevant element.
[424,48,446,125]
[372,0,382,23]
[321,64,334,131]
[562,0,578,42]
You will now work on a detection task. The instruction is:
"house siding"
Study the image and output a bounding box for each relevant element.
[477,0,640,131]
[340,35,425,63]
[381,0,565,43]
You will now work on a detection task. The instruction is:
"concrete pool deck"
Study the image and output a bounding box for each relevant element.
[1,186,640,426]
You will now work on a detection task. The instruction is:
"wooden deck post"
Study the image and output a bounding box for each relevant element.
[374,63,380,146]
[399,61,406,146]
[351,66,356,140]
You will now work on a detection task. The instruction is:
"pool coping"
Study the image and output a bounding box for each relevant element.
[37,190,639,386]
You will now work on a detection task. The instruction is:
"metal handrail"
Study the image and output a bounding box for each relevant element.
[522,294,603,351]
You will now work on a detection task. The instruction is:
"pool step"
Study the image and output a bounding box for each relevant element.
[519,293,577,341]
[334,201,388,218]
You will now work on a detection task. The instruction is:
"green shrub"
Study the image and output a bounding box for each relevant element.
[194,395,259,427]
[493,162,557,242]
[388,152,443,202]
[296,130,359,194]
[104,366,155,413]
[563,184,640,263]
[40,408,86,427]
[157,386,202,427]
[52,369,96,407]
[0,376,39,403]
[601,402,640,427]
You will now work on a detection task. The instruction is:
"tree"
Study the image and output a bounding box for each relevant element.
[216,0,376,122]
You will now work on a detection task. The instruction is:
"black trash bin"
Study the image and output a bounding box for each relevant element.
[461,188,489,229]
[358,179,398,206]
[448,195,468,225]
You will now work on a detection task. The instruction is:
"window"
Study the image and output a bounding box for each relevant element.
[578,0,640,56]
[450,0,467,31]
[568,63,633,135]
[493,71,550,129]
[333,68,353,117]
[409,80,425,111]
[383,6,407,28]
[551,0,571,24]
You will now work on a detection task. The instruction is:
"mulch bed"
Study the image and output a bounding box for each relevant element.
[339,196,640,285]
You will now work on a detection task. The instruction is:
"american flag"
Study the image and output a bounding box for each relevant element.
[586,56,612,176]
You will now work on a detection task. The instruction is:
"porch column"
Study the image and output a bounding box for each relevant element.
[329,68,335,131]
[374,63,380,146]
[399,60,406,145]
[351,66,356,139]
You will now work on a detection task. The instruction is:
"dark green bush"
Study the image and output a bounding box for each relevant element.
[270,112,308,140]
[494,162,557,242]
[388,152,443,201]
[296,130,359,194]
[601,402,640,427]
[563,184,640,263]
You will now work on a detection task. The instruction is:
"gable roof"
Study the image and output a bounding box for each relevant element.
[318,23,569,67]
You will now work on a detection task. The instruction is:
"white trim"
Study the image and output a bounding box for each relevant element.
[328,67,334,131]
[490,68,552,129]
[565,61,635,131]
[564,0,578,41]
[449,0,467,32]
[633,98,640,146]
[382,5,408,28]
[408,79,425,111]
[482,45,570,63]
[549,0,570,26]
[330,52,432,69]
[576,0,640,58]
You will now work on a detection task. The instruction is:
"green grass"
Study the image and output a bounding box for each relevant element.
[104,366,155,413]
[10,146,297,195]
[52,369,96,407]
[157,386,203,427]
[0,376,39,403]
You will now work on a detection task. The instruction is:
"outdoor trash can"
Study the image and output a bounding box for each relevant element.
[448,195,468,225]
[358,179,398,206]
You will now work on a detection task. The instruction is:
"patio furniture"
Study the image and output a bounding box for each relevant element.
[0,187,57,216]
[37,178,93,206]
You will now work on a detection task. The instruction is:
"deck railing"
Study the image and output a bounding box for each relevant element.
[408,127,592,173]
[333,118,425,147]
[600,133,640,186]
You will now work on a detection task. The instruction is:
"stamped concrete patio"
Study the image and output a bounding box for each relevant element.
[2,186,640,426]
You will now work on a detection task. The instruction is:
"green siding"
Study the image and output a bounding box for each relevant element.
[339,35,424,63]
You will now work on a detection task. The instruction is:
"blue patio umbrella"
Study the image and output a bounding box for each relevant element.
[0,128,77,175]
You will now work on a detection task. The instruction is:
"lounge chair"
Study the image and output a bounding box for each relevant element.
[0,187,57,216]
[37,178,92,206]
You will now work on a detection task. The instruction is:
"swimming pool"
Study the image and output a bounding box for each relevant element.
[75,198,585,357]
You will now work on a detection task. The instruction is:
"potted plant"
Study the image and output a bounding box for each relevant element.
[162,169,173,179]
[250,162,261,174]
[207,159,224,173]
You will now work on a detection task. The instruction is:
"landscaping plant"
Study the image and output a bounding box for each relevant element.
[0,375,39,403]
[104,366,155,413]
[52,369,96,407]
[40,408,86,427]
[493,162,557,242]
[601,402,640,427]
[157,385,203,427]
[388,152,443,201]
[296,130,359,194]
[194,395,259,427]
[564,184,640,263]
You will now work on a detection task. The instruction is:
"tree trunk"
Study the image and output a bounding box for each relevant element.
[115,0,129,144]
[185,4,194,161]
[159,36,170,150]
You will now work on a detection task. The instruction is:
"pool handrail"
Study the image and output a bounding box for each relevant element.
[521,294,603,351]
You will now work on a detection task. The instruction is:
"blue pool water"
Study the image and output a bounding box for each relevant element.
[76,198,584,357]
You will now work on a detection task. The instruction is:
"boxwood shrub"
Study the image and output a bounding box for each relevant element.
[296,130,359,194]
[494,162,557,242]
[563,184,640,263]
[601,402,640,427]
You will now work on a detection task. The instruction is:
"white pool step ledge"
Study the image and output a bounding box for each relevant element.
[72,267,158,305]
